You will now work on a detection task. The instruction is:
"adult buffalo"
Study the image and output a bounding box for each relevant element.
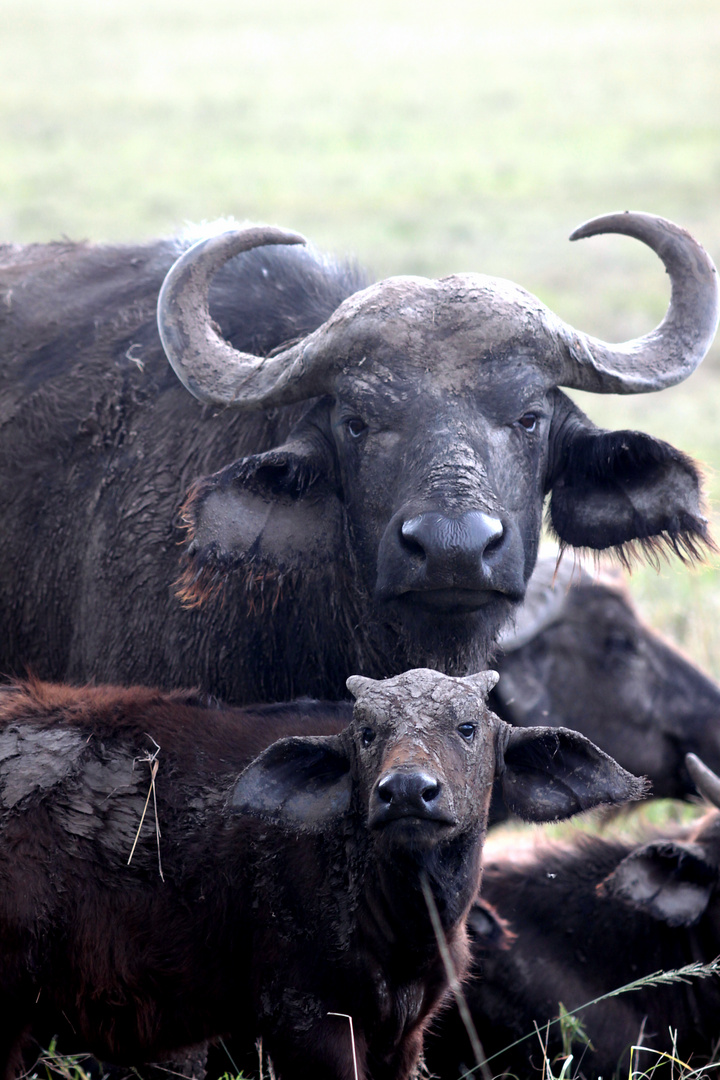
[491,556,720,802]
[0,213,717,702]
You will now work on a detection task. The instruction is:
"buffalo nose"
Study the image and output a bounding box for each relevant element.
[400,511,504,570]
[377,771,441,809]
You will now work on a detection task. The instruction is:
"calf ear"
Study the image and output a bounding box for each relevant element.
[231,734,352,829]
[600,840,717,926]
[176,405,343,607]
[547,394,712,564]
[499,725,647,822]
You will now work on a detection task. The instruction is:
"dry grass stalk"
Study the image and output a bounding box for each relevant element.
[128,736,164,881]
[419,874,491,1080]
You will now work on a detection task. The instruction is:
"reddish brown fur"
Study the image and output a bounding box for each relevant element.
[0,673,642,1080]
[0,678,350,1080]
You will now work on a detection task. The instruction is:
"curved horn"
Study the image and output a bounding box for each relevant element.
[686,753,720,810]
[557,212,719,394]
[157,226,333,408]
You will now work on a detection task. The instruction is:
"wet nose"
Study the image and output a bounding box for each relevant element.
[376,770,442,815]
[400,511,504,574]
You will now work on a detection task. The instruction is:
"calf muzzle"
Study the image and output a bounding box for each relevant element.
[370,769,455,828]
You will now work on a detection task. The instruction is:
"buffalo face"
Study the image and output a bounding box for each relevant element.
[495,560,720,799]
[163,216,717,676]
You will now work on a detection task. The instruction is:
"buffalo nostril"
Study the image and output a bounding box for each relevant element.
[421,779,441,804]
[377,771,442,807]
[483,522,504,554]
[400,511,504,566]
[377,775,395,803]
[399,519,427,560]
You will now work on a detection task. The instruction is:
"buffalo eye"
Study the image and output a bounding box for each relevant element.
[604,631,637,656]
[517,412,538,432]
[361,727,376,748]
[346,417,368,439]
[457,722,476,741]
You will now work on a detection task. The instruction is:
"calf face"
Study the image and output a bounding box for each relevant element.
[0,672,644,1080]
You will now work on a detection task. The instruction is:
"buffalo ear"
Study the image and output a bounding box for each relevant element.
[499,725,647,822]
[600,840,717,926]
[547,397,711,563]
[176,406,343,606]
[231,735,352,829]
[466,899,516,951]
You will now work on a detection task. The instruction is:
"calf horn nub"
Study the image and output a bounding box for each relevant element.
[686,753,720,810]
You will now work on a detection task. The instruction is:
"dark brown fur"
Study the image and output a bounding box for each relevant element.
[426,812,720,1079]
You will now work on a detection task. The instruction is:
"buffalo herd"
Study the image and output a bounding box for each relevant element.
[0,211,719,1079]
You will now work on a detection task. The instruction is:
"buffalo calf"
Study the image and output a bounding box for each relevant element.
[0,672,643,1080]
[427,754,720,1079]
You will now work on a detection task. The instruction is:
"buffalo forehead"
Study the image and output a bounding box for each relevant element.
[352,668,495,730]
[322,273,564,385]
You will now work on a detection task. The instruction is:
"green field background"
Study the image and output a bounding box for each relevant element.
[3,0,720,670]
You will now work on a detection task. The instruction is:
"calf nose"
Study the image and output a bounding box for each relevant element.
[400,511,504,576]
[375,770,442,819]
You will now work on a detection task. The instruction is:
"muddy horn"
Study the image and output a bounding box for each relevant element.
[556,212,719,394]
[158,213,718,407]
[157,226,331,408]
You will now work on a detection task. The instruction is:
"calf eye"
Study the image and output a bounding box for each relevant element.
[361,727,376,748]
[517,412,537,432]
[457,723,476,741]
[346,417,367,439]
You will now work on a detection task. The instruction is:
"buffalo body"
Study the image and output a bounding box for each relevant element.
[427,757,720,1078]
[0,672,642,1080]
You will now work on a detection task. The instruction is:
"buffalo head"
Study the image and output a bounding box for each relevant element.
[158,215,718,673]
[494,556,720,800]
[232,666,646,927]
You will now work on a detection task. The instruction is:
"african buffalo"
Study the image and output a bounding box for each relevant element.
[0,671,643,1080]
[0,213,717,702]
[492,556,720,802]
[426,754,720,1079]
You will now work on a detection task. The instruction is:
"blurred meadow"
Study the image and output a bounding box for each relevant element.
[2,0,720,669]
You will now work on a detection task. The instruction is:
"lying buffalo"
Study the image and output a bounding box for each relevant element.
[492,556,720,800]
[0,671,643,1080]
[0,213,717,702]
[426,753,720,1079]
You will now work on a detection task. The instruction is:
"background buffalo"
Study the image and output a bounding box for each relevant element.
[492,556,720,801]
[426,754,720,1079]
